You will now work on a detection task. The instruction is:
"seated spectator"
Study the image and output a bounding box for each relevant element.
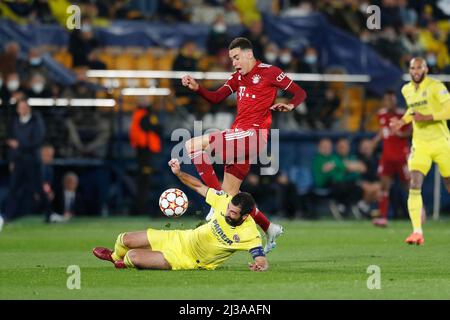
[206,14,231,55]
[26,72,52,98]
[51,172,85,222]
[17,47,49,81]
[239,19,268,60]
[281,0,314,17]
[263,42,279,66]
[86,50,107,70]
[3,73,24,105]
[63,72,96,99]
[172,41,200,109]
[276,47,297,72]
[312,138,339,190]
[0,42,23,77]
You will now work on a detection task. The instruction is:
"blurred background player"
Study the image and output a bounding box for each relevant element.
[391,57,450,245]
[93,159,268,272]
[181,37,307,253]
[371,90,412,227]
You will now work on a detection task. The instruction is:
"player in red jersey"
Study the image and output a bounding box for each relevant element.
[181,37,307,252]
[371,90,412,227]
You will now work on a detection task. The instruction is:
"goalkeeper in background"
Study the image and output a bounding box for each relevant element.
[390,57,450,245]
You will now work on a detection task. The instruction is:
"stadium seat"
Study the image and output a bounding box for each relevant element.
[53,49,73,69]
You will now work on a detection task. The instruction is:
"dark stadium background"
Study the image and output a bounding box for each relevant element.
[1,0,449,221]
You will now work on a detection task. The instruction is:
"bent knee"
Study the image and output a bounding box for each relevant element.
[126,249,140,264]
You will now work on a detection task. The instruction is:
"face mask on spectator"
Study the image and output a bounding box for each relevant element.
[81,24,92,33]
[7,80,19,92]
[426,54,437,67]
[264,52,277,63]
[29,57,42,66]
[31,82,45,94]
[304,54,317,65]
[280,53,292,65]
[213,23,226,33]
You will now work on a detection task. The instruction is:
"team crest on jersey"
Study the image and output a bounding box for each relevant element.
[252,74,261,84]
[233,234,240,243]
[215,190,225,196]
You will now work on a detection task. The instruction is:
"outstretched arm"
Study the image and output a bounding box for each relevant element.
[168,159,208,197]
[181,75,232,104]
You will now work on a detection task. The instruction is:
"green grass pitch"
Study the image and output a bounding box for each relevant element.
[0,216,449,299]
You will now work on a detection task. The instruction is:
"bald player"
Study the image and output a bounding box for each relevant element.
[391,57,450,245]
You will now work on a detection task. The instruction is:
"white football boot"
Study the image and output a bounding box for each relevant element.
[264,223,284,253]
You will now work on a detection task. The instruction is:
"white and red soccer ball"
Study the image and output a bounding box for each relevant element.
[159,188,188,217]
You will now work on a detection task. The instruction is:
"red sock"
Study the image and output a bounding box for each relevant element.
[189,151,222,191]
[379,191,389,219]
[250,206,270,232]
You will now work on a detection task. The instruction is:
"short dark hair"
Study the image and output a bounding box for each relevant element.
[384,89,396,96]
[231,192,255,216]
[228,37,253,51]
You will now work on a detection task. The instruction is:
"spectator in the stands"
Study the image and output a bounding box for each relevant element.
[68,18,99,67]
[2,73,24,105]
[277,47,297,72]
[263,42,279,66]
[17,47,49,81]
[297,47,321,74]
[26,72,52,98]
[312,86,341,130]
[239,19,268,60]
[157,0,189,22]
[0,42,23,77]
[52,172,85,222]
[207,14,231,55]
[312,138,338,189]
[295,47,323,128]
[63,72,96,99]
[281,0,314,17]
[172,41,200,109]
[373,26,404,66]
[86,50,107,70]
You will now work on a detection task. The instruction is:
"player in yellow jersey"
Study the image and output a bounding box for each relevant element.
[92,158,268,271]
[390,57,450,245]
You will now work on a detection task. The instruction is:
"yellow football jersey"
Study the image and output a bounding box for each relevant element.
[188,189,263,270]
[401,77,450,142]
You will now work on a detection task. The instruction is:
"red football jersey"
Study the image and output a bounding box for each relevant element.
[223,61,294,131]
[377,108,410,160]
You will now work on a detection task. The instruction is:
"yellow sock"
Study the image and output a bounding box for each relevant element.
[407,189,423,234]
[124,252,135,268]
[111,233,128,261]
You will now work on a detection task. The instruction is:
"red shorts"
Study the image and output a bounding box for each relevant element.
[208,128,268,180]
[378,157,409,182]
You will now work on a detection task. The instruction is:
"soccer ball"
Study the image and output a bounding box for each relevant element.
[159,188,188,217]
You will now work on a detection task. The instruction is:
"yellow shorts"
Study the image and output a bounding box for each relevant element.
[408,137,450,177]
[146,228,198,270]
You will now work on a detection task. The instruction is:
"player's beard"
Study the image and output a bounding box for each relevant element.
[412,72,425,84]
[225,215,243,227]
